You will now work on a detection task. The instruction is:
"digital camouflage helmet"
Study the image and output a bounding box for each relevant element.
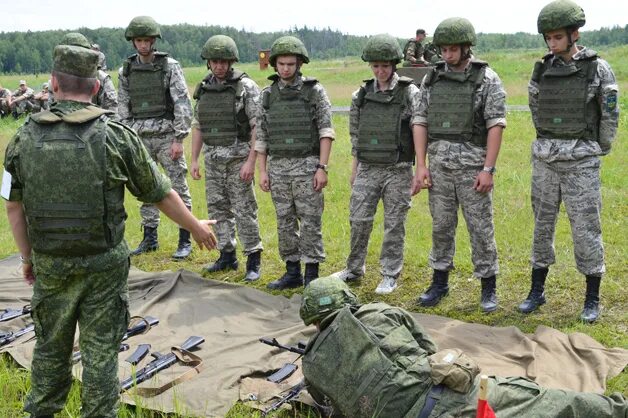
[433,17,477,46]
[269,36,310,66]
[61,32,91,49]
[201,35,239,61]
[537,0,586,33]
[300,276,359,326]
[125,16,161,41]
[361,34,403,64]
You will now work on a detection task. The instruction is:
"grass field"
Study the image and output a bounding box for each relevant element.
[0,46,626,417]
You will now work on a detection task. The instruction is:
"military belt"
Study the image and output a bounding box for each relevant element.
[417,384,444,418]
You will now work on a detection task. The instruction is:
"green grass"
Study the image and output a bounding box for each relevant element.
[0,48,626,417]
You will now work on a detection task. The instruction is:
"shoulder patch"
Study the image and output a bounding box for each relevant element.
[605,94,617,112]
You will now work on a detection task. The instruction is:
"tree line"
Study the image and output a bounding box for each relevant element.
[0,24,626,74]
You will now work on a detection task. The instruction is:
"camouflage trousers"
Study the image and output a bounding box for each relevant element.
[531,157,605,276]
[24,259,130,418]
[203,153,262,255]
[428,164,499,278]
[346,163,412,278]
[139,134,192,228]
[269,173,325,263]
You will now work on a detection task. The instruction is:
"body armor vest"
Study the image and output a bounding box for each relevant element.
[532,55,599,140]
[20,107,126,256]
[355,76,415,165]
[193,70,251,146]
[425,61,488,147]
[302,306,431,418]
[124,52,173,119]
[262,75,319,158]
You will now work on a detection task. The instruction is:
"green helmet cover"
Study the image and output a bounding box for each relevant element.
[537,0,586,33]
[361,34,403,64]
[269,36,310,66]
[433,17,477,46]
[300,276,359,326]
[125,16,161,41]
[61,32,91,49]
[201,35,239,61]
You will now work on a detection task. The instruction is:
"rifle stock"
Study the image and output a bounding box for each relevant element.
[0,324,35,347]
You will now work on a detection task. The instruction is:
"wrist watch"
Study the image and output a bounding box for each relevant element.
[316,163,328,173]
[482,166,496,175]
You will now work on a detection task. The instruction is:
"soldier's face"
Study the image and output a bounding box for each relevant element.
[544,29,574,55]
[441,45,464,67]
[133,37,156,56]
[370,62,394,84]
[209,59,232,80]
[276,56,299,81]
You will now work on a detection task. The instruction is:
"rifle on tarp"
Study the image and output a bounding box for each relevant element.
[122,316,159,341]
[0,305,32,322]
[0,324,35,347]
[262,379,306,417]
[120,335,204,393]
[259,337,306,355]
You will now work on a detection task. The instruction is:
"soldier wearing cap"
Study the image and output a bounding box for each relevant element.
[3,44,217,418]
[10,80,35,118]
[32,82,50,112]
[190,35,264,282]
[299,277,627,417]
[118,16,195,260]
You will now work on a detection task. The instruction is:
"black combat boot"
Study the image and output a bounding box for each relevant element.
[130,226,159,256]
[172,228,192,260]
[480,276,498,313]
[418,270,449,307]
[580,275,601,323]
[204,250,238,273]
[518,268,548,313]
[303,263,320,287]
[244,250,262,282]
[267,261,303,290]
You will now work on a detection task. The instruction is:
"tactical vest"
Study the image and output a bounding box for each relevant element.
[19,106,126,256]
[302,306,431,418]
[531,55,599,141]
[193,70,251,146]
[123,52,173,119]
[355,76,415,165]
[261,75,319,158]
[424,61,488,147]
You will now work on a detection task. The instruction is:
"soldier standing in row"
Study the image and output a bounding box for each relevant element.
[520,0,619,322]
[118,16,195,260]
[255,36,334,289]
[191,35,264,282]
[412,18,506,312]
[331,34,419,295]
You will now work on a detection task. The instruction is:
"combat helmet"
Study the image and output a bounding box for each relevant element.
[300,276,359,326]
[433,17,477,46]
[125,16,161,41]
[201,35,239,61]
[61,32,91,49]
[537,0,586,33]
[361,34,403,64]
[269,36,309,66]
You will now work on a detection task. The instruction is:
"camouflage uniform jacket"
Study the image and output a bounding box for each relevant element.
[0,88,11,99]
[96,69,118,112]
[192,70,260,160]
[255,73,335,177]
[416,60,507,169]
[12,87,34,100]
[528,46,619,161]
[405,39,425,62]
[3,100,171,275]
[117,54,192,142]
[350,72,421,167]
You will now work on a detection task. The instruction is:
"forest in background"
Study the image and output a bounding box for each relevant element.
[0,23,626,74]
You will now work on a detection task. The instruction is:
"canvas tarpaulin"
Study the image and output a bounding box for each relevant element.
[1,255,626,417]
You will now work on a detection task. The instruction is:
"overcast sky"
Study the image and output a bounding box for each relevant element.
[3,0,626,37]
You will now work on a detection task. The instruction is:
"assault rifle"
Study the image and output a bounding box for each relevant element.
[0,323,35,347]
[259,337,306,355]
[0,305,32,322]
[122,316,159,341]
[120,335,204,392]
[262,379,306,417]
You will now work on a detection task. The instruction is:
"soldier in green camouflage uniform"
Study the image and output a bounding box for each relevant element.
[0,83,11,117]
[3,45,216,418]
[519,0,619,323]
[300,277,627,418]
[191,35,264,282]
[403,29,427,67]
[331,34,420,295]
[10,80,35,118]
[255,36,335,289]
[118,16,194,260]
[412,18,506,313]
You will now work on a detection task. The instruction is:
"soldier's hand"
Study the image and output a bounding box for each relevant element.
[192,220,218,251]
[22,263,35,286]
[191,161,201,180]
[170,142,184,160]
[313,169,328,192]
[473,171,494,194]
[412,167,432,195]
[239,160,255,183]
[260,171,271,192]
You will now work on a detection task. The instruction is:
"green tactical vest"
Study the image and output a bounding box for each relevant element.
[424,61,488,147]
[193,70,251,146]
[19,106,126,256]
[355,76,415,165]
[302,306,432,418]
[124,52,173,120]
[531,54,599,141]
[261,75,319,158]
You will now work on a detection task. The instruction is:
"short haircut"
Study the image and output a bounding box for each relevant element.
[52,70,97,95]
[416,29,426,35]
